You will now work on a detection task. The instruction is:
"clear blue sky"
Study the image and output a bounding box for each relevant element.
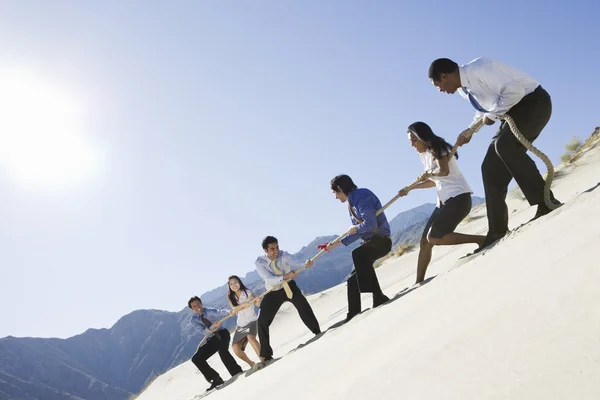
[1,0,598,339]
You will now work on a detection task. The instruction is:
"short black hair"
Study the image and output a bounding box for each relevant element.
[262,235,278,250]
[330,174,357,196]
[428,58,458,81]
[187,296,202,309]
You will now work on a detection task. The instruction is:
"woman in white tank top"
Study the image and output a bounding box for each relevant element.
[227,275,261,368]
[398,122,485,285]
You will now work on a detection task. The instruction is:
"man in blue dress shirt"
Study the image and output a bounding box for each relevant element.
[325,174,392,322]
[428,57,561,252]
[188,296,243,391]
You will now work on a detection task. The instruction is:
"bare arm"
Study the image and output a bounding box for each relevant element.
[398,179,435,197]
[430,155,450,177]
[411,180,436,189]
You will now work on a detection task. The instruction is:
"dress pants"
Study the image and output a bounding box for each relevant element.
[481,85,552,236]
[191,329,243,382]
[347,235,392,317]
[258,280,320,359]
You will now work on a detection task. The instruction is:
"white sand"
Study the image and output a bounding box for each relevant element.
[137,137,600,400]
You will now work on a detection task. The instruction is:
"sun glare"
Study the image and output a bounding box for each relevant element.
[0,69,102,191]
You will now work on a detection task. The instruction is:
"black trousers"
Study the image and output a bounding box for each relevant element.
[191,329,242,382]
[481,85,552,236]
[347,235,392,317]
[258,280,320,359]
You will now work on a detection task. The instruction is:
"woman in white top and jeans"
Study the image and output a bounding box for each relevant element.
[398,122,485,284]
[227,275,261,368]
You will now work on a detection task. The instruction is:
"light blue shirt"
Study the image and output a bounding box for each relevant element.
[190,306,229,342]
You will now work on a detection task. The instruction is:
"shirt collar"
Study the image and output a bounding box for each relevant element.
[458,64,471,90]
[348,189,358,204]
[260,254,279,264]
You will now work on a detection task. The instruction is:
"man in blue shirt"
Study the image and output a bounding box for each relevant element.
[325,174,392,322]
[188,296,243,391]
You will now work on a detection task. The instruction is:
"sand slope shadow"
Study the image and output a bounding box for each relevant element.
[244,357,282,378]
[192,372,244,399]
[583,181,600,194]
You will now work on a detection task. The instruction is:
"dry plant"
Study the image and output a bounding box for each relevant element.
[460,214,474,224]
[374,253,392,269]
[373,242,414,269]
[394,243,414,257]
[568,128,600,164]
[560,136,583,164]
[509,186,526,201]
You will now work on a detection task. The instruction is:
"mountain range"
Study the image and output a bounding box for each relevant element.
[0,197,484,400]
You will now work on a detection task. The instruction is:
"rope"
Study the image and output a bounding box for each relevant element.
[196,115,557,346]
[455,115,558,210]
[196,231,349,347]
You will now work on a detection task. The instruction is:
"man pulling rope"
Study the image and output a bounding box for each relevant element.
[429,56,562,253]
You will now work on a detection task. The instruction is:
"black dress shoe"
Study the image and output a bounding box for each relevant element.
[473,232,506,254]
[530,197,563,221]
[344,312,358,323]
[373,294,390,308]
[206,377,224,392]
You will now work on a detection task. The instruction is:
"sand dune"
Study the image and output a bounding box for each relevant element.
[137,134,600,400]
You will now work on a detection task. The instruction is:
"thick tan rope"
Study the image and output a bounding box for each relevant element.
[452,115,558,210]
[197,115,557,346]
[498,115,558,210]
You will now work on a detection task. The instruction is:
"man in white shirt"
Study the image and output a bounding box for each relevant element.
[254,235,321,363]
[428,57,561,252]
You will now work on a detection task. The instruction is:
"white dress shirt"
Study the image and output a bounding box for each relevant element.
[254,250,304,291]
[458,57,540,128]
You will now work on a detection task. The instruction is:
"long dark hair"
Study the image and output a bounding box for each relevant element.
[407,121,458,160]
[227,275,251,306]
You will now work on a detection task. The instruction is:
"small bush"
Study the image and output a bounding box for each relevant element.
[394,243,415,257]
[565,136,582,153]
[561,136,583,164]
[510,186,526,201]
[374,253,392,269]
[560,153,572,164]
[373,243,415,269]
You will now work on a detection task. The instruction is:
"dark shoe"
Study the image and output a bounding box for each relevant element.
[231,368,243,377]
[344,312,358,323]
[530,197,563,221]
[206,377,224,392]
[473,232,506,254]
[373,294,390,308]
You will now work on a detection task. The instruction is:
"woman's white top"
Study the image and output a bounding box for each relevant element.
[419,150,472,206]
[234,289,259,327]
